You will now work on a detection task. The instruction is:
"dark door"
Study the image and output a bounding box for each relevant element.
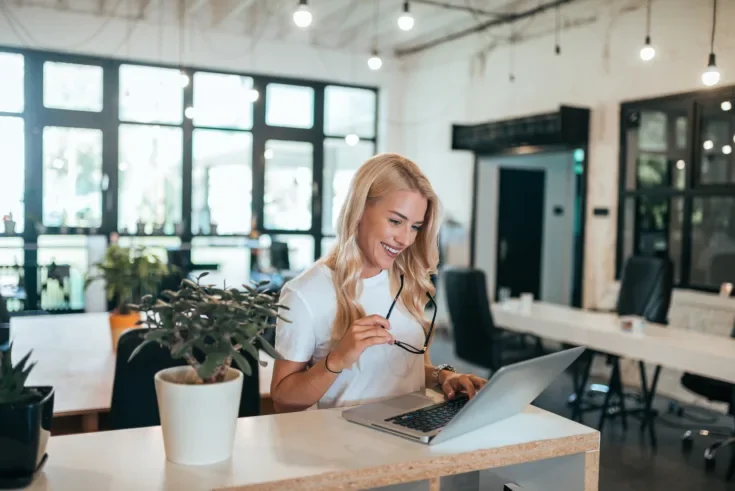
[496,168,546,300]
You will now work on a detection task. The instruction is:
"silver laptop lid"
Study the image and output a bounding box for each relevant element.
[430,346,585,445]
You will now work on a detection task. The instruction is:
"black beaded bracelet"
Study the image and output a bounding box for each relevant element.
[325,352,343,374]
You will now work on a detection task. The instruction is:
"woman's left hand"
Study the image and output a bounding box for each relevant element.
[440,372,487,400]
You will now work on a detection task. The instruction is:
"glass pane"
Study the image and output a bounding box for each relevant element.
[0,117,25,234]
[636,153,669,189]
[119,65,183,124]
[252,235,314,273]
[118,124,183,234]
[322,138,374,234]
[116,236,181,263]
[263,140,313,231]
[691,196,735,287]
[192,129,252,235]
[43,62,103,112]
[321,236,336,258]
[324,86,376,138]
[699,102,735,185]
[0,237,25,312]
[638,111,667,152]
[631,195,683,283]
[42,126,103,228]
[37,235,89,311]
[193,72,255,129]
[265,84,314,128]
[190,237,252,288]
[0,52,24,113]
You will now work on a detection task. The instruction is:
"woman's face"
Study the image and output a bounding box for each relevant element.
[357,189,428,277]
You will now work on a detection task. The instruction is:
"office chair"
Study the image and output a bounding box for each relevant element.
[571,255,673,443]
[443,268,543,378]
[679,320,735,480]
[0,293,8,324]
[0,323,8,351]
[109,329,261,430]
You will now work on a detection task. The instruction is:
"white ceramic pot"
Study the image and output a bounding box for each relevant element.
[154,366,243,465]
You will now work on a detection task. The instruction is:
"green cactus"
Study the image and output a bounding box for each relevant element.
[0,343,40,405]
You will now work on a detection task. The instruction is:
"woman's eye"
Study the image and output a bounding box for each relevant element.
[389,219,400,225]
[412,225,422,231]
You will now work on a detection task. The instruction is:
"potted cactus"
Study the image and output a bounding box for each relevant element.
[0,344,54,487]
[85,244,169,351]
[128,273,285,465]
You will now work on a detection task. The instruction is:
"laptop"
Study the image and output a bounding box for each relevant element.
[342,346,585,445]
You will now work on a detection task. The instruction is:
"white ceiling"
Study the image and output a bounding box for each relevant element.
[8,0,556,56]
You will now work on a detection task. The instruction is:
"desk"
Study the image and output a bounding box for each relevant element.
[23,396,600,491]
[9,313,275,432]
[491,301,735,444]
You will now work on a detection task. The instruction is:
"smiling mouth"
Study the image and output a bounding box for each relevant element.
[381,242,402,258]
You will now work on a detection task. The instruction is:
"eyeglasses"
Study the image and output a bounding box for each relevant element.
[385,275,437,354]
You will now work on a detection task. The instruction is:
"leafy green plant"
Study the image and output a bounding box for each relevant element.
[85,244,169,315]
[129,273,286,384]
[0,344,40,405]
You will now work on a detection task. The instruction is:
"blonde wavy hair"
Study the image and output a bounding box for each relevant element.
[320,153,441,346]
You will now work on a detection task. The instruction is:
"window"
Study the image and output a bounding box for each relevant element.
[119,65,184,124]
[190,237,251,287]
[0,117,25,233]
[193,72,256,129]
[43,62,103,112]
[118,124,183,234]
[324,86,376,138]
[192,129,252,235]
[265,84,314,129]
[42,126,103,228]
[0,237,25,312]
[37,235,89,311]
[322,138,374,234]
[0,52,24,113]
[263,140,313,231]
[618,90,735,291]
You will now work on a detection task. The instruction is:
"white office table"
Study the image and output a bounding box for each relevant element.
[9,313,275,432]
[21,394,600,491]
[491,300,735,444]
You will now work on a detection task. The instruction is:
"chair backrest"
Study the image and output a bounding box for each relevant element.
[616,256,673,325]
[442,268,499,368]
[110,329,261,430]
[0,293,8,324]
[0,323,8,350]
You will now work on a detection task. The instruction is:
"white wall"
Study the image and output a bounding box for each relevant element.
[0,3,405,153]
[401,0,735,307]
[475,152,577,306]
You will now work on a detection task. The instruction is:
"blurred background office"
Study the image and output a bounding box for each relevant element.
[2,1,735,490]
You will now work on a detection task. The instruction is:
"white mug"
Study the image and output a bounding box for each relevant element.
[519,293,534,313]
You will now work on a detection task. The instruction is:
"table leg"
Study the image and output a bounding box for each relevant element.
[571,351,594,422]
[584,451,599,491]
[637,362,661,447]
[597,360,620,432]
[81,413,99,433]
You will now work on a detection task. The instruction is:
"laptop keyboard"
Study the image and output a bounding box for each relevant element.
[384,395,469,433]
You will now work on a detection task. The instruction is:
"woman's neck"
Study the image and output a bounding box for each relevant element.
[360,264,383,279]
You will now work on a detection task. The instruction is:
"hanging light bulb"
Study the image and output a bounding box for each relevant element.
[702,0,720,87]
[397,1,414,31]
[367,49,382,70]
[345,133,360,146]
[293,0,312,28]
[722,101,732,111]
[179,71,190,88]
[184,107,195,119]
[723,145,732,155]
[702,53,720,87]
[247,89,259,102]
[640,36,655,61]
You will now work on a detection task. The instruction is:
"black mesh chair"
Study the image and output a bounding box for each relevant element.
[109,329,262,430]
[443,268,542,377]
[680,321,735,480]
[0,293,8,324]
[571,255,673,444]
[0,323,8,351]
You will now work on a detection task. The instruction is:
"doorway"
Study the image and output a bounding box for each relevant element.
[496,168,546,300]
[473,150,580,306]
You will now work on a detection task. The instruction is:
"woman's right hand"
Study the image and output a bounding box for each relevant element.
[327,315,394,372]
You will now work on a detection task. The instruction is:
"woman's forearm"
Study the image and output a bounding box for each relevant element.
[271,357,340,413]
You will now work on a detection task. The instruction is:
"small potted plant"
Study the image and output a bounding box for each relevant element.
[2,213,15,235]
[85,245,169,351]
[0,344,54,487]
[128,273,285,466]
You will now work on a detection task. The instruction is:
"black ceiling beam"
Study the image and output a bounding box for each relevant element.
[395,0,579,57]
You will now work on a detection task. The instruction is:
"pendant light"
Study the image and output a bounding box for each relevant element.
[293,0,312,28]
[701,0,720,87]
[639,0,655,61]
[397,1,414,31]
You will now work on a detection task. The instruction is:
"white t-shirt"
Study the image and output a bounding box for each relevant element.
[274,263,426,409]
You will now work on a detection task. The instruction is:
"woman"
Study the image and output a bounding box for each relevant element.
[270,153,485,412]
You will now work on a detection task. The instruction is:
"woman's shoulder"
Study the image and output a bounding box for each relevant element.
[281,262,335,298]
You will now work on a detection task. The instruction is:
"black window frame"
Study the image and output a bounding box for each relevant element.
[0,45,379,312]
[617,83,735,293]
